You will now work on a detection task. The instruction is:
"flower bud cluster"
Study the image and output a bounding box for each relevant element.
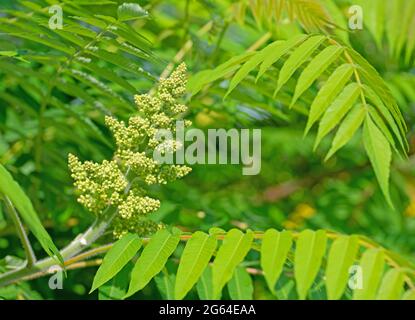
[68,64,191,237]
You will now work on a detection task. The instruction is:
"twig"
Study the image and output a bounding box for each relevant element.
[2,196,37,267]
[1,228,414,289]
[18,259,103,283]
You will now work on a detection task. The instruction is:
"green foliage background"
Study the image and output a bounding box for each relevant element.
[0,0,415,300]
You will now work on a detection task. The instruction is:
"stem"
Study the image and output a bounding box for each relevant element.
[0,207,117,288]
[1,229,414,289]
[328,38,367,107]
[0,165,133,288]
[60,207,117,259]
[2,196,37,267]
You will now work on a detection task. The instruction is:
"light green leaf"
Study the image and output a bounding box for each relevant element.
[117,3,148,21]
[363,84,407,153]
[197,266,216,300]
[368,105,397,153]
[325,104,366,160]
[188,52,255,95]
[98,263,133,300]
[91,233,141,293]
[363,115,393,206]
[275,35,326,94]
[402,289,415,300]
[0,164,62,264]
[0,51,17,57]
[349,49,406,134]
[209,227,227,235]
[227,267,253,300]
[212,229,254,298]
[305,64,354,135]
[376,269,404,300]
[260,229,292,293]
[291,45,343,107]
[325,235,360,300]
[175,232,217,300]
[257,34,309,80]
[315,82,360,149]
[125,228,181,298]
[155,273,175,300]
[353,249,385,300]
[294,229,327,300]
[225,48,271,98]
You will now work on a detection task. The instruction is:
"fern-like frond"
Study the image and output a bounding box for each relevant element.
[232,0,335,33]
[188,34,408,205]
[91,228,415,300]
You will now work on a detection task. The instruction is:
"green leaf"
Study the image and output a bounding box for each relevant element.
[117,3,148,21]
[402,289,415,300]
[353,249,385,300]
[188,52,255,95]
[315,82,360,149]
[363,84,407,153]
[125,228,181,298]
[175,232,217,300]
[275,35,326,94]
[209,227,227,235]
[98,263,133,300]
[257,34,308,80]
[305,64,354,135]
[368,105,397,153]
[227,267,253,300]
[225,47,277,98]
[0,23,75,55]
[91,233,142,293]
[212,229,254,298]
[349,49,406,135]
[0,51,17,57]
[325,235,360,300]
[155,273,175,300]
[87,49,149,79]
[78,61,136,94]
[291,45,343,107]
[0,164,62,264]
[363,115,393,206]
[197,266,215,300]
[260,229,292,293]
[376,269,404,300]
[325,104,366,160]
[294,229,327,300]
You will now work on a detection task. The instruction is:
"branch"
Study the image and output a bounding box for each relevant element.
[2,229,413,290]
[0,206,117,288]
[2,196,37,267]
